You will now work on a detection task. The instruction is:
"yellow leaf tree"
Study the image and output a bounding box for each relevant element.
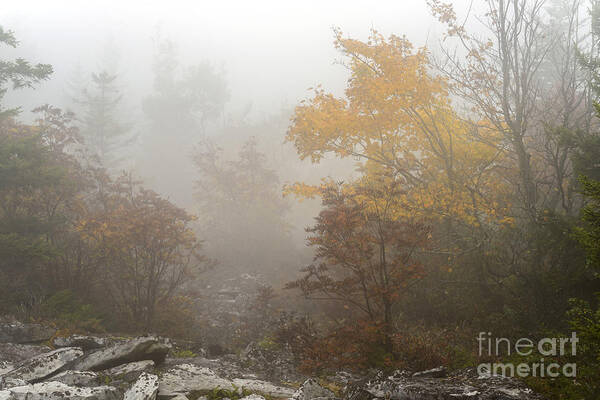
[286,29,510,238]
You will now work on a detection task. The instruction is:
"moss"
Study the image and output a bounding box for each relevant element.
[172,349,198,358]
[280,381,302,390]
[257,337,278,352]
[101,375,112,385]
[317,379,342,397]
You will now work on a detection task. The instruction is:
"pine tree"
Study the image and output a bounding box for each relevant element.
[76,70,133,169]
[0,26,52,120]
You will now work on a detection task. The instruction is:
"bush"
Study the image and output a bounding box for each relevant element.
[563,296,600,399]
[41,289,104,332]
[292,320,392,374]
[153,295,201,341]
[391,324,477,372]
[272,312,318,364]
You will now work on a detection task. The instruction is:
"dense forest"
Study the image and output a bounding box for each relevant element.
[1,1,600,399]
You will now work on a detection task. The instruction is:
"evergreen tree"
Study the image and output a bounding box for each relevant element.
[138,38,229,206]
[193,136,292,279]
[76,70,133,169]
[143,38,229,137]
[0,26,52,120]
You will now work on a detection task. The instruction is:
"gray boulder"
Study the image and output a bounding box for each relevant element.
[346,369,542,400]
[292,379,335,400]
[52,370,100,387]
[1,347,83,382]
[72,336,171,371]
[412,366,446,378]
[103,360,155,383]
[0,377,27,390]
[124,372,158,400]
[157,364,295,399]
[53,335,107,351]
[232,379,295,398]
[0,343,52,364]
[0,363,13,376]
[0,321,55,344]
[158,364,236,398]
[0,381,119,400]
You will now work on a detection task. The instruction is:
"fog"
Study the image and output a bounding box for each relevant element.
[1,0,472,246]
[5,2,597,394]
[2,0,451,120]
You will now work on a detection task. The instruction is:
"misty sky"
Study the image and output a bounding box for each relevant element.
[1,0,474,121]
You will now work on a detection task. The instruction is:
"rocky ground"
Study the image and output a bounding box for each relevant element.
[0,319,544,399]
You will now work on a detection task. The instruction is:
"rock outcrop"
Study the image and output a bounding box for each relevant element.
[158,364,237,398]
[232,378,296,398]
[0,381,120,400]
[72,336,171,371]
[346,369,543,400]
[411,366,446,378]
[123,372,159,400]
[0,343,51,364]
[53,335,107,351]
[0,377,27,391]
[292,379,335,400]
[2,347,83,382]
[103,360,155,383]
[0,319,545,400]
[52,370,100,387]
[0,363,13,377]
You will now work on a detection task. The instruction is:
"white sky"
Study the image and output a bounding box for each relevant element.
[1,0,475,119]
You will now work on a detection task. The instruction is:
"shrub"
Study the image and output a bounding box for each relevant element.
[295,320,392,374]
[391,324,477,372]
[41,289,104,332]
[154,295,201,341]
[563,296,600,399]
[273,312,317,363]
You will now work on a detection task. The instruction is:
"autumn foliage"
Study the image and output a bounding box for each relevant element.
[77,173,206,331]
[287,180,429,327]
[4,9,600,399]
[286,29,510,230]
[0,106,207,335]
[283,29,511,370]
